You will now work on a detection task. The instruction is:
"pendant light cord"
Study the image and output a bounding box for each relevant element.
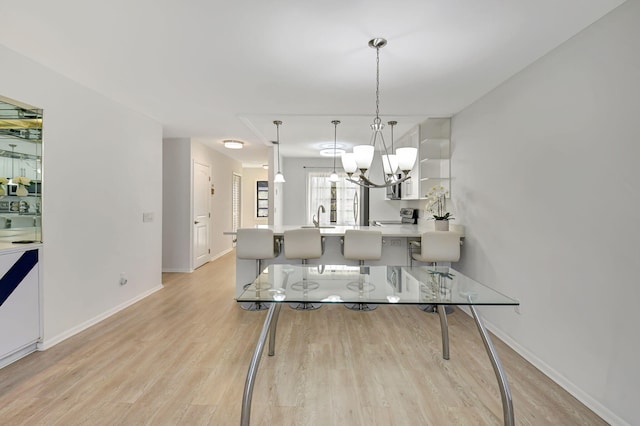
[332,120,339,172]
[274,120,282,173]
[375,45,381,124]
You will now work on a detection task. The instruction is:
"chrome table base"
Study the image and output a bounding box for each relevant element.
[288,302,322,310]
[344,303,377,311]
[418,304,454,314]
[469,303,515,426]
[240,302,514,426]
[239,301,270,311]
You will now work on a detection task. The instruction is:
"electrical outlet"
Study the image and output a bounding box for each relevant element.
[390,239,401,247]
[120,273,128,286]
[143,212,154,223]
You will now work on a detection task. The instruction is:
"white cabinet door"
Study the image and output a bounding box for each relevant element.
[418,118,451,199]
[0,249,40,361]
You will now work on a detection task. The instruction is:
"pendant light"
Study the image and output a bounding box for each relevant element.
[273,120,286,183]
[329,120,340,182]
[343,38,417,188]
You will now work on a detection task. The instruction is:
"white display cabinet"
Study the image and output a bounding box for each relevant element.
[393,117,451,200]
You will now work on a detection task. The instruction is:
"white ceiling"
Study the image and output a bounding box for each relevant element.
[0,0,625,167]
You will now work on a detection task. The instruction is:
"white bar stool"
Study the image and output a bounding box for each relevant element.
[342,229,382,311]
[283,228,324,310]
[411,231,460,313]
[236,228,279,311]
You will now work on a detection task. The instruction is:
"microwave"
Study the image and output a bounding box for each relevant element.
[8,181,42,196]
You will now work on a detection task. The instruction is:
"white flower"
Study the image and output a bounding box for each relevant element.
[0,177,8,185]
[13,176,31,186]
[424,185,450,220]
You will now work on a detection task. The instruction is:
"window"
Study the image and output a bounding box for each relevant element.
[256,180,268,218]
[307,173,360,225]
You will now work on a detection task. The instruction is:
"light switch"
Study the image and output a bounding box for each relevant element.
[143,212,154,223]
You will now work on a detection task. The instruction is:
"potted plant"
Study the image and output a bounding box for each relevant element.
[425,185,454,231]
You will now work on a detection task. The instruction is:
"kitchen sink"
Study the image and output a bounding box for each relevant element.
[300,225,335,229]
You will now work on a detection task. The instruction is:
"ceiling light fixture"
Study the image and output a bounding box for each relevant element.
[341,38,417,188]
[329,120,341,182]
[320,148,345,157]
[273,120,285,183]
[223,140,244,149]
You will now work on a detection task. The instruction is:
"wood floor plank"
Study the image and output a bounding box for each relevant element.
[0,252,607,425]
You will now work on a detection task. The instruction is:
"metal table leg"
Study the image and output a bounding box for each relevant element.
[241,303,277,426]
[268,303,282,356]
[436,305,450,360]
[469,304,515,426]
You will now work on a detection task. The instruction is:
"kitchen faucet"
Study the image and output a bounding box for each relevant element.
[312,205,325,228]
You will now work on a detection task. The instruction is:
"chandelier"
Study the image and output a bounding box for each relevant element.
[341,38,417,189]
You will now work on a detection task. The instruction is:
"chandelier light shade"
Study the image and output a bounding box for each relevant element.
[353,145,374,170]
[396,147,418,173]
[341,153,358,176]
[273,120,286,183]
[342,37,417,189]
[381,154,398,175]
[329,120,341,182]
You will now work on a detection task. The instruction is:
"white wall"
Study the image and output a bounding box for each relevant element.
[162,138,191,272]
[451,2,639,424]
[0,44,163,345]
[191,141,242,260]
[241,167,268,228]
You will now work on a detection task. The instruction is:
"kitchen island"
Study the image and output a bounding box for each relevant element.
[225,223,463,297]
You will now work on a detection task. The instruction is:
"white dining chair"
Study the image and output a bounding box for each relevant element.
[411,231,460,313]
[236,228,279,311]
[342,229,382,311]
[283,228,324,310]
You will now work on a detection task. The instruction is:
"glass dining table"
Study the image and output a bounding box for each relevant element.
[237,264,519,426]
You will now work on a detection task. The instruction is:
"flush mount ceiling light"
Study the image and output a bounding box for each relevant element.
[341,38,417,189]
[272,120,285,183]
[223,140,244,149]
[319,148,345,157]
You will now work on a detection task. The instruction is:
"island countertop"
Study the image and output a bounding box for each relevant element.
[224,223,464,238]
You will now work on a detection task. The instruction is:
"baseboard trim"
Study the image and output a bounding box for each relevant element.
[163,249,232,273]
[0,341,38,369]
[162,267,193,273]
[210,248,232,262]
[38,284,164,351]
[456,306,628,426]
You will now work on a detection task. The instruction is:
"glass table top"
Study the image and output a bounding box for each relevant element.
[237,264,519,306]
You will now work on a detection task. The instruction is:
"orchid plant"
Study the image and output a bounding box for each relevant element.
[0,177,8,186]
[424,185,453,221]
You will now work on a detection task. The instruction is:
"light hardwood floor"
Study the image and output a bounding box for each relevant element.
[0,252,606,425]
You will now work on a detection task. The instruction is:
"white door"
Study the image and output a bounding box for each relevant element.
[193,161,211,269]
